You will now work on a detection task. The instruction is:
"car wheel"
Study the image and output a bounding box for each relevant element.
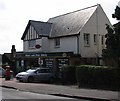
[28,76,34,83]
[19,80,22,82]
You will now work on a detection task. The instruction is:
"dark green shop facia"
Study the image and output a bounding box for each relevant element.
[15,52,74,58]
[14,52,77,70]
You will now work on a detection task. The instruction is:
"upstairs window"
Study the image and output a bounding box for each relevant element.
[94,34,97,45]
[54,38,60,48]
[29,40,36,48]
[84,33,90,46]
[101,35,104,45]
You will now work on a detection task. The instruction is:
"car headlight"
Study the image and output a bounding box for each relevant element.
[20,75,25,76]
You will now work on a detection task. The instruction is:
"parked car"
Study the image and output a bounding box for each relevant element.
[0,67,5,77]
[16,68,54,83]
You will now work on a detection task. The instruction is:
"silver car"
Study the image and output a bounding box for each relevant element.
[16,68,54,83]
[0,67,5,77]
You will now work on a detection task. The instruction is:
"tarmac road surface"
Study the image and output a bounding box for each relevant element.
[1,87,89,101]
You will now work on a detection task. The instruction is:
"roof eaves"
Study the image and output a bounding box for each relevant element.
[49,33,80,39]
[21,20,31,40]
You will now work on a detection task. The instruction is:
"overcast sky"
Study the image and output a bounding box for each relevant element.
[0,0,119,54]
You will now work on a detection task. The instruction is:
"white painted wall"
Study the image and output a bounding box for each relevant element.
[79,5,111,58]
[41,37,50,52]
[0,54,2,66]
[49,36,78,54]
[23,38,42,52]
[97,5,111,56]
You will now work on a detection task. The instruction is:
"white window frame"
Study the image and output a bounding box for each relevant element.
[54,38,60,48]
[84,33,90,46]
[29,40,36,48]
[93,34,97,45]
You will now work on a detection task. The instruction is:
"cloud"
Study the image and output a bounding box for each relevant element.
[0,24,10,32]
[0,1,6,11]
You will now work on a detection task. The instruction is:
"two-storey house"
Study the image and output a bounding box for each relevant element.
[12,4,111,74]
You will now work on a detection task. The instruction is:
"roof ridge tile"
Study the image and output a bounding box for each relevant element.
[48,4,98,20]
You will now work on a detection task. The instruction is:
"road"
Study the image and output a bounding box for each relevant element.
[2,87,71,99]
[1,87,89,101]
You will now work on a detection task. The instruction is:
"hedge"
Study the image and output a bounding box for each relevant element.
[76,65,120,91]
[60,65,77,84]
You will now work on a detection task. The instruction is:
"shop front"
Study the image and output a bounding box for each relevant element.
[14,52,78,77]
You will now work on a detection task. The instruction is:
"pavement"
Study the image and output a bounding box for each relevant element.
[0,78,120,101]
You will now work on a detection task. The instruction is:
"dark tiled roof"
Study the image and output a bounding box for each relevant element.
[22,5,100,39]
[30,20,52,37]
[21,20,52,40]
[48,5,98,38]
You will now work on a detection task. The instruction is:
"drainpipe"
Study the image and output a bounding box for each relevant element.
[96,4,99,65]
[77,33,80,54]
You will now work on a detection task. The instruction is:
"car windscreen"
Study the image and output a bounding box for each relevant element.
[26,69,36,73]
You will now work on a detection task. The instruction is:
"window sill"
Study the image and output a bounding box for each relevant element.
[55,46,60,48]
[84,44,90,47]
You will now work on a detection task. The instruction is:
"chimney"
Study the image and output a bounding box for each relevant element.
[11,45,16,58]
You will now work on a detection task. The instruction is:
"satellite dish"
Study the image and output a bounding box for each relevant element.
[118,1,120,8]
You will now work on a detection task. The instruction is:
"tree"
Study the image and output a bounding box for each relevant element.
[112,6,120,20]
[103,5,120,68]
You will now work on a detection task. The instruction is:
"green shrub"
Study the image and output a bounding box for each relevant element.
[60,65,77,84]
[76,65,120,91]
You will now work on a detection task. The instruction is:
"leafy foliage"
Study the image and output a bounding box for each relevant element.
[102,6,120,67]
[112,6,120,20]
[76,65,120,91]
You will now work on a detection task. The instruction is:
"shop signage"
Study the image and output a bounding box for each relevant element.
[57,58,69,67]
[16,52,73,58]
[38,58,43,65]
[43,58,54,68]
[35,44,41,49]
[21,60,24,67]
[25,53,48,57]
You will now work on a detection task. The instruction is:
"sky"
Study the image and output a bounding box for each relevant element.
[0,0,119,54]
